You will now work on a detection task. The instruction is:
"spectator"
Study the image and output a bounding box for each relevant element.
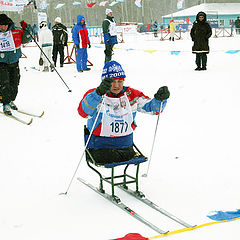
[235,16,240,34]
[102,9,118,64]
[169,19,176,41]
[39,21,54,72]
[0,14,31,115]
[72,15,91,72]
[52,17,68,67]
[32,23,39,41]
[190,12,212,71]
[152,20,158,38]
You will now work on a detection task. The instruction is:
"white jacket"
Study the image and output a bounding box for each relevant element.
[39,26,53,47]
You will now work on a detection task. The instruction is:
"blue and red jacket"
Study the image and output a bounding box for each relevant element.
[72,15,90,49]
[78,87,167,149]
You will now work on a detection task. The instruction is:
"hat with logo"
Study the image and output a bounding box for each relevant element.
[101,60,126,80]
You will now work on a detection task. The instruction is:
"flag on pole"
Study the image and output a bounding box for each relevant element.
[55,3,65,9]
[99,1,108,6]
[135,0,142,8]
[177,0,184,9]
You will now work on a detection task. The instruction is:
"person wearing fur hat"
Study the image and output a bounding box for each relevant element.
[0,14,31,115]
[72,15,91,72]
[102,9,118,64]
[78,60,170,165]
[52,17,68,67]
[190,11,212,70]
[38,21,54,72]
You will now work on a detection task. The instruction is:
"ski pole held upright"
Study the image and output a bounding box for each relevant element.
[142,101,162,178]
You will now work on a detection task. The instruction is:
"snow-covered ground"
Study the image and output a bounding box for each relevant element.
[0,32,240,240]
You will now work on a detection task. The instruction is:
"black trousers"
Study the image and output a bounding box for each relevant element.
[104,44,114,64]
[52,44,64,65]
[87,146,136,165]
[195,53,207,68]
[0,62,20,105]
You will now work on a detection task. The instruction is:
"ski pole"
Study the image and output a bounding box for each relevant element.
[60,96,105,195]
[142,101,162,178]
[24,27,72,92]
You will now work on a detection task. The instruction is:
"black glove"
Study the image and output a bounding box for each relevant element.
[64,42,67,46]
[76,45,80,49]
[88,43,91,48]
[154,86,170,101]
[96,77,113,96]
[20,20,28,30]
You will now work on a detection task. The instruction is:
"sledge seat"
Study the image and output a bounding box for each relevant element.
[84,126,147,202]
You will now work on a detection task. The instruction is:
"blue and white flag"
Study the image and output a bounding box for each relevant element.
[55,3,65,9]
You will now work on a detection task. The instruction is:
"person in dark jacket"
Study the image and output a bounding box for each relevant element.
[190,12,212,71]
[52,17,68,67]
[235,16,240,34]
[0,14,31,115]
[102,9,118,64]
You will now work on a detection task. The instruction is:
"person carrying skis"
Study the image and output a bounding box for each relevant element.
[78,60,170,165]
[190,11,212,71]
[102,9,118,64]
[0,14,31,115]
[72,15,91,72]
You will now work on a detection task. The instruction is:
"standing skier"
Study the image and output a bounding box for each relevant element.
[190,12,212,71]
[72,15,91,72]
[102,9,118,64]
[0,14,31,115]
[78,60,170,165]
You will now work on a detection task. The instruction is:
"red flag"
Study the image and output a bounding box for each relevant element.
[87,2,96,7]
[111,233,148,240]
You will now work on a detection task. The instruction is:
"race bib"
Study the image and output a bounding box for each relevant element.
[0,31,16,52]
[100,94,133,137]
[106,19,117,36]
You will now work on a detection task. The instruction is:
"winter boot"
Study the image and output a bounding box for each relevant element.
[172,37,175,41]
[50,64,55,72]
[3,104,12,115]
[195,66,201,71]
[201,66,207,70]
[43,66,49,72]
[83,68,91,71]
[9,101,18,110]
[60,64,63,67]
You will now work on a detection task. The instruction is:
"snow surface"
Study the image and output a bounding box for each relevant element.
[0,31,240,240]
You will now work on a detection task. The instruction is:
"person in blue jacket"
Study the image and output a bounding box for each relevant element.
[102,9,118,64]
[72,15,91,72]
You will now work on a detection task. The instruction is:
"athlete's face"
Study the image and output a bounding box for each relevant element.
[0,25,8,32]
[199,16,204,21]
[110,79,124,95]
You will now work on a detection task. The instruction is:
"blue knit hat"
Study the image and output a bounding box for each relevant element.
[101,60,126,80]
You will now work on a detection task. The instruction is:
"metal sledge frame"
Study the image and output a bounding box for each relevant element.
[85,143,147,203]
